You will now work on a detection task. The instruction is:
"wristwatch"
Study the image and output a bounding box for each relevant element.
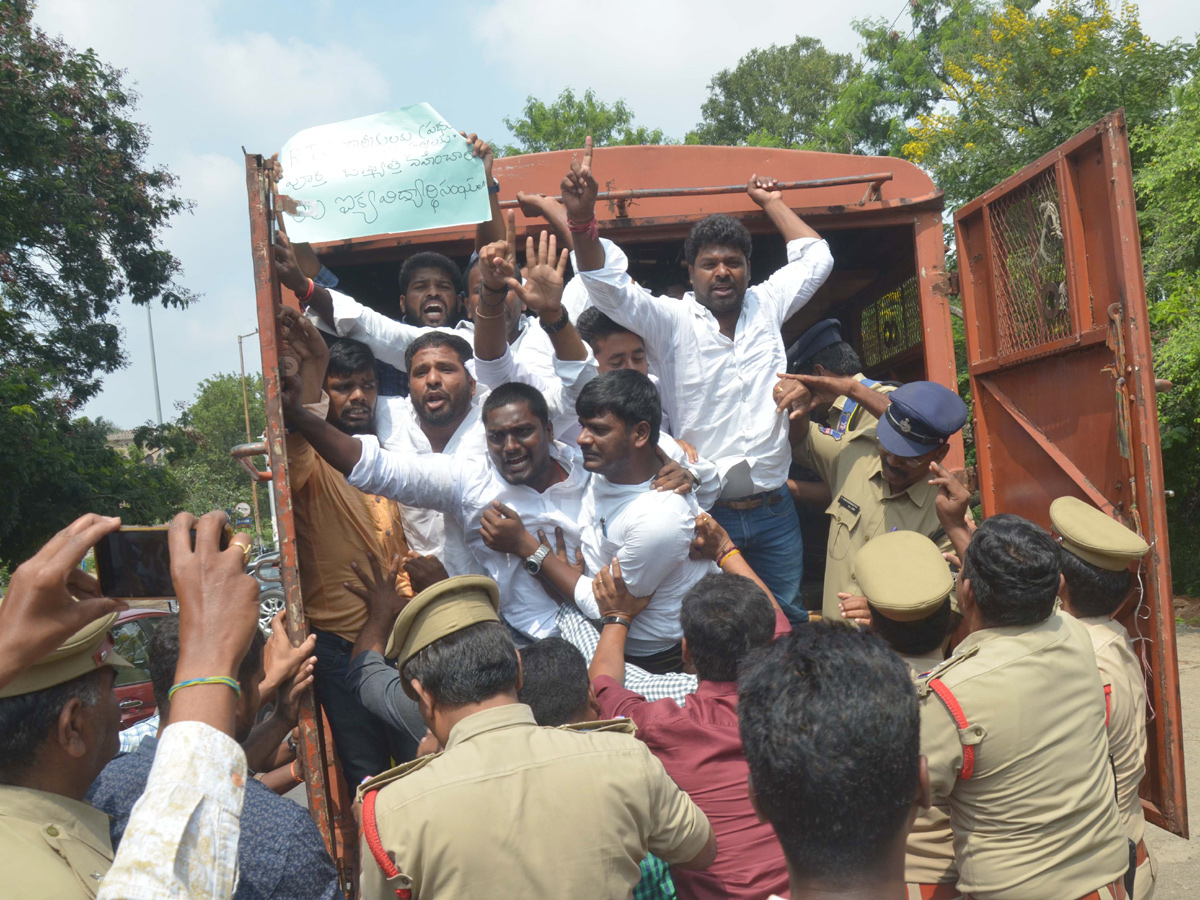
[600,615,631,628]
[541,305,570,336]
[489,179,501,195]
[524,545,551,575]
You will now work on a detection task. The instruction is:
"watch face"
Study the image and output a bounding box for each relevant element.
[524,559,539,574]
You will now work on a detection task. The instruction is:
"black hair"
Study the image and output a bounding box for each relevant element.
[398,251,464,296]
[738,622,919,884]
[576,307,636,348]
[0,670,102,781]
[404,331,474,374]
[871,599,953,657]
[684,214,753,266]
[148,615,265,716]
[482,381,550,428]
[961,514,1060,627]
[799,341,863,377]
[680,573,776,682]
[575,369,661,446]
[1059,550,1134,618]
[401,621,520,707]
[326,338,376,379]
[517,638,590,726]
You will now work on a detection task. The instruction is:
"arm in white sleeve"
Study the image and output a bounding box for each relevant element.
[563,238,628,319]
[757,237,835,325]
[307,289,430,371]
[579,265,685,362]
[97,721,246,900]
[555,602,697,705]
[348,435,466,517]
[658,432,721,511]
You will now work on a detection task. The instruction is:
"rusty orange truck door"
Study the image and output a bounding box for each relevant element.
[954,110,1186,836]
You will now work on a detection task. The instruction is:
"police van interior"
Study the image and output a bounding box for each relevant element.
[241,108,1186,889]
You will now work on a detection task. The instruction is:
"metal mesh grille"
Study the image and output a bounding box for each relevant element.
[860,276,922,368]
[986,168,1072,355]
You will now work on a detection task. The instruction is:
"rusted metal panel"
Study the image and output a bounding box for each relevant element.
[954,111,1186,836]
[243,153,360,894]
[913,209,963,471]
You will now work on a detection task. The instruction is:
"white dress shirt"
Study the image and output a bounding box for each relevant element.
[372,346,595,576]
[310,289,560,386]
[572,474,717,656]
[98,721,245,900]
[581,237,834,497]
[374,395,488,578]
[349,435,588,639]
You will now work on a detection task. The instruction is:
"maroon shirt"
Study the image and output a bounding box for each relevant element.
[593,608,791,900]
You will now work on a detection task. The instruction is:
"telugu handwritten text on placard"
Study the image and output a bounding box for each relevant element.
[277,104,491,243]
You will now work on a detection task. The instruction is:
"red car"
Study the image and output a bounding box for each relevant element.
[111,607,168,729]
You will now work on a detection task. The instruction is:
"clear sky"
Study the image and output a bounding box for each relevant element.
[30,0,1200,428]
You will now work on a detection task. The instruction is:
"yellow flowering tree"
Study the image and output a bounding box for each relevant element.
[863,1,1190,205]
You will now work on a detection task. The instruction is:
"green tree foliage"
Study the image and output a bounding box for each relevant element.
[882,0,1189,206]
[0,1,195,568]
[137,374,271,540]
[1133,72,1200,297]
[687,37,862,151]
[0,372,186,568]
[834,0,994,155]
[0,0,194,405]
[500,88,668,156]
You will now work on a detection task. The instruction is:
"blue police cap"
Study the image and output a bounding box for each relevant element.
[786,319,843,373]
[877,381,968,457]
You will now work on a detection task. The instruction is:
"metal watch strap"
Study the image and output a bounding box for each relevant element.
[524,544,551,574]
[600,615,631,628]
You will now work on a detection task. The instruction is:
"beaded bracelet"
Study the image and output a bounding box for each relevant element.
[168,676,242,702]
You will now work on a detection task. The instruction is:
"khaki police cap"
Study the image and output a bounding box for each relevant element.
[385,575,501,677]
[853,531,953,622]
[0,606,131,698]
[1050,496,1149,572]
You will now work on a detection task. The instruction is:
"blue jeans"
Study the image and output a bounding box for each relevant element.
[313,630,417,787]
[711,484,808,625]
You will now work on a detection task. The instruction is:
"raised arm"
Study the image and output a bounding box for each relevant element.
[473,212,519,363]
[748,175,821,242]
[560,136,603,272]
[463,132,502,251]
[274,228,336,329]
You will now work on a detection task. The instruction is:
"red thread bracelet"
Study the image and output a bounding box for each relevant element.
[299,278,315,305]
[567,216,599,240]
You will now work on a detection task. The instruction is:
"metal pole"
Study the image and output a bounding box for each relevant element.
[497,171,895,209]
[238,330,264,550]
[146,305,163,426]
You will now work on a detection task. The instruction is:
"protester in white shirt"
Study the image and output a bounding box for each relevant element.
[482,370,714,673]
[281,377,699,644]
[561,137,833,625]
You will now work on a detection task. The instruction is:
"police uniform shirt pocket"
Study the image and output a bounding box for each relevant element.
[826,495,862,560]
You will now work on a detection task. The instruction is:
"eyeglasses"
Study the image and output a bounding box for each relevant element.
[876,440,939,469]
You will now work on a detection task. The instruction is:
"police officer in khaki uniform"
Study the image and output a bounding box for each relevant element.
[854,531,959,900]
[0,607,130,899]
[357,575,716,900]
[919,514,1128,900]
[785,318,898,438]
[787,379,969,621]
[1051,496,1156,900]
